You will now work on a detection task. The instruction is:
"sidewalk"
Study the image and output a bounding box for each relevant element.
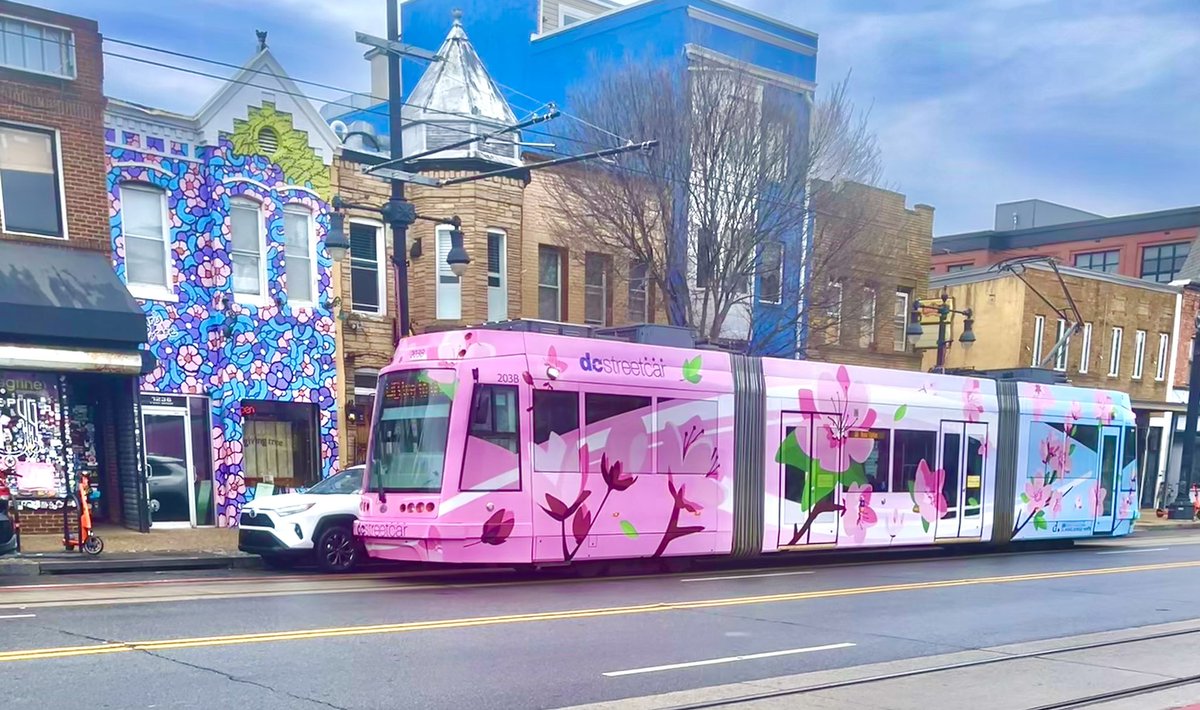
[1136,508,1200,531]
[0,525,256,577]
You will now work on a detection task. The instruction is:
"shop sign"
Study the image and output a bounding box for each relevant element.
[141,393,189,409]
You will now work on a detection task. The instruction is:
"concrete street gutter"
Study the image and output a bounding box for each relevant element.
[0,552,261,577]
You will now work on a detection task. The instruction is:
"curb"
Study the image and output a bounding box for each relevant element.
[0,554,261,577]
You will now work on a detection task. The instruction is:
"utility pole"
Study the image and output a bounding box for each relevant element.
[1168,310,1200,519]
[382,0,415,343]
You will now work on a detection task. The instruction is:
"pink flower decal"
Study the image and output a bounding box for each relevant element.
[1094,393,1115,425]
[536,436,591,522]
[1091,484,1108,517]
[842,483,877,544]
[667,473,724,514]
[1031,384,1054,420]
[1039,433,1071,477]
[962,379,984,423]
[1068,401,1083,433]
[913,459,947,527]
[885,507,905,541]
[545,346,568,375]
[601,453,636,492]
[659,416,719,477]
[480,508,515,546]
[798,366,878,472]
[1118,492,1134,519]
[571,503,592,546]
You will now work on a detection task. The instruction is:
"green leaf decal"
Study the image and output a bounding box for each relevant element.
[619,520,639,539]
[1069,443,1076,455]
[893,404,908,422]
[1033,510,1048,531]
[682,355,703,384]
[1020,493,1029,504]
[921,518,930,533]
[967,497,979,506]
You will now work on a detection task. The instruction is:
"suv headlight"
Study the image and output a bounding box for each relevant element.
[275,502,316,517]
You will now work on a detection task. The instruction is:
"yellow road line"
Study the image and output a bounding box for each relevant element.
[2,559,1198,663]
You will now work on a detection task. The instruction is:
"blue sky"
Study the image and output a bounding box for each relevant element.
[42,0,1200,235]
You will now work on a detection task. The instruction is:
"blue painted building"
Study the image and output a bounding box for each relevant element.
[329,0,819,356]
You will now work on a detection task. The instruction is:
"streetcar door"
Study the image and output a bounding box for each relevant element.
[935,421,965,540]
[1093,425,1121,534]
[959,423,987,538]
[778,412,840,547]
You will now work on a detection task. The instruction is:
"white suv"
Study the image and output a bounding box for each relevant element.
[237,465,364,572]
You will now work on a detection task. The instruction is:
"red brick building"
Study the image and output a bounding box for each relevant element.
[0,2,150,537]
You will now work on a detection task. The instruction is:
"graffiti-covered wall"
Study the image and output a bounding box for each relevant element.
[105,107,339,527]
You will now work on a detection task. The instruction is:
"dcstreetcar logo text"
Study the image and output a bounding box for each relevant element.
[578,352,666,378]
[354,521,408,538]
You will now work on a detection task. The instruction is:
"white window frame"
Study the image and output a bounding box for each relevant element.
[119,182,175,302]
[349,217,386,316]
[229,197,269,306]
[1108,326,1123,377]
[584,251,609,326]
[282,205,317,307]
[538,245,563,321]
[485,228,507,322]
[826,280,843,345]
[859,287,876,348]
[893,290,910,352]
[1156,333,1170,381]
[0,121,68,240]
[1132,329,1146,380]
[1052,319,1069,372]
[354,367,379,398]
[1031,315,1045,367]
[758,241,783,305]
[557,4,592,28]
[1079,322,1093,374]
[435,224,462,320]
[628,259,649,322]
[0,15,77,80]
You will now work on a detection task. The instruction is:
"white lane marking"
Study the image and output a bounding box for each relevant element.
[681,570,815,583]
[0,614,36,620]
[603,642,855,677]
[1096,547,1170,555]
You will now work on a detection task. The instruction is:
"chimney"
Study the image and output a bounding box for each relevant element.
[366,48,390,102]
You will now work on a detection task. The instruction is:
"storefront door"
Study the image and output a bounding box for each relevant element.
[142,406,195,527]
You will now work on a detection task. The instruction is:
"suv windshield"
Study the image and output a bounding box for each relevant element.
[370,369,455,493]
[305,468,363,495]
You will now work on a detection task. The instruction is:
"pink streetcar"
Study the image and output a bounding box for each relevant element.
[354,321,1137,568]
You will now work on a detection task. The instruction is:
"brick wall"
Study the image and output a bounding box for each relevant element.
[1172,288,1197,387]
[0,1,108,251]
[806,182,933,371]
[15,508,73,536]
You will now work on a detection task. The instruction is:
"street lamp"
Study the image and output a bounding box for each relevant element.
[910,291,976,373]
[326,213,350,263]
[444,216,470,277]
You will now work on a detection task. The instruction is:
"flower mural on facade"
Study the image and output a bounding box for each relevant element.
[842,483,877,544]
[798,366,878,473]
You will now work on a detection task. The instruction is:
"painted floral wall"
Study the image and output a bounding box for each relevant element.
[106,124,338,527]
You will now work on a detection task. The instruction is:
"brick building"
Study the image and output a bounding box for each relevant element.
[0,2,149,535]
[804,182,934,371]
[925,263,1178,509]
[930,202,1200,282]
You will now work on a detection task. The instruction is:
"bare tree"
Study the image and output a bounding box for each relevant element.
[542,56,883,353]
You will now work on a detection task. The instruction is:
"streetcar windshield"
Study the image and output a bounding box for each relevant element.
[369,369,455,493]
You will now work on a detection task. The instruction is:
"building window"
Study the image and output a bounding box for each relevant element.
[584,252,611,326]
[538,245,563,321]
[628,259,649,322]
[120,183,171,294]
[1108,326,1123,376]
[0,17,75,79]
[859,287,876,348]
[946,263,972,273]
[240,400,320,488]
[1141,242,1190,283]
[557,5,592,27]
[1073,250,1119,273]
[1079,322,1093,374]
[825,280,843,345]
[282,207,314,303]
[1132,329,1146,379]
[435,224,462,319]
[759,241,783,304]
[350,221,384,314]
[487,229,507,322]
[893,290,910,352]
[1156,333,1170,381]
[229,198,266,300]
[1031,315,1045,367]
[1052,319,1069,371]
[0,123,64,238]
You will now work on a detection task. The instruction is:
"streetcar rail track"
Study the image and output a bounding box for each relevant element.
[662,626,1200,710]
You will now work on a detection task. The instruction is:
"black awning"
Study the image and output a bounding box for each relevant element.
[0,240,147,350]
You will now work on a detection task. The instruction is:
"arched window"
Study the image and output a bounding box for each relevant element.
[120,182,172,299]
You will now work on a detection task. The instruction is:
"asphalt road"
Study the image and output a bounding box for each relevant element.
[2,532,1200,710]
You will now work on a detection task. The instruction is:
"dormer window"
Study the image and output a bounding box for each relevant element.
[0,17,76,79]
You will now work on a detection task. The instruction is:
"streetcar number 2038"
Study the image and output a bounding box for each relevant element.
[497,373,521,384]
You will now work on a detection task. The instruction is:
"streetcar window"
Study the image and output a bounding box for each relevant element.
[783,425,808,506]
[533,390,580,471]
[940,431,961,519]
[655,397,719,475]
[370,370,454,493]
[1122,426,1138,471]
[585,393,652,474]
[964,430,985,517]
[586,393,651,425]
[892,429,937,493]
[1099,431,1119,516]
[462,384,520,491]
[860,429,890,492]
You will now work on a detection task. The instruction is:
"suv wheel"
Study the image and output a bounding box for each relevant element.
[315,523,359,573]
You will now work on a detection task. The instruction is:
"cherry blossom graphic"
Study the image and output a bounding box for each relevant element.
[962,379,984,423]
[545,346,568,375]
[1031,384,1054,420]
[1118,492,1134,519]
[842,483,878,544]
[1039,433,1071,478]
[1068,401,1083,434]
[911,459,947,532]
[799,366,878,473]
[601,453,637,492]
[571,503,592,546]
[1091,483,1109,518]
[659,417,719,477]
[885,507,905,543]
[654,418,724,557]
[537,442,592,523]
[479,509,515,546]
[1094,393,1115,425]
